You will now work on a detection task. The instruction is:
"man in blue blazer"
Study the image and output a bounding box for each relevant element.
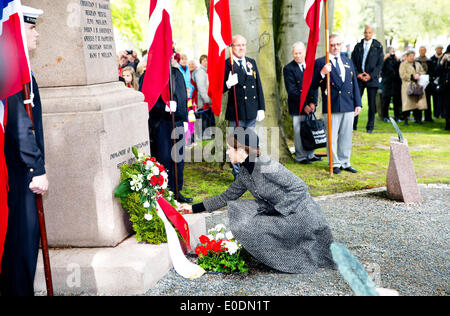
[283,42,321,164]
[311,34,362,174]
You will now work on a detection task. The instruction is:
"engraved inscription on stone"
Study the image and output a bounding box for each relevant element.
[80,0,115,61]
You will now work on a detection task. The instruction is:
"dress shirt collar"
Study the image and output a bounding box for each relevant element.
[364,39,373,48]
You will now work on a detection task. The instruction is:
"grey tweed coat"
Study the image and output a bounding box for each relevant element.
[203,156,336,274]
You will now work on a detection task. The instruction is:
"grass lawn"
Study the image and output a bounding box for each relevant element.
[182,97,450,203]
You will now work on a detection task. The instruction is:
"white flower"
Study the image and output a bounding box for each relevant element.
[208,228,216,234]
[151,166,160,176]
[144,213,153,221]
[161,182,168,190]
[138,153,144,159]
[215,233,225,241]
[143,201,150,209]
[161,171,168,179]
[207,234,214,241]
[214,224,226,232]
[223,241,239,255]
[226,231,234,240]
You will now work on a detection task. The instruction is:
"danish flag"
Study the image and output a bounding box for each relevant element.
[141,0,173,111]
[300,0,323,115]
[207,0,232,116]
[1,0,32,272]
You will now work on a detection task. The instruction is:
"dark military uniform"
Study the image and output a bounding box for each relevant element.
[312,54,362,114]
[223,57,265,122]
[0,76,45,296]
[148,67,188,193]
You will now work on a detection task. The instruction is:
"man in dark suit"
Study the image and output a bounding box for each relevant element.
[416,46,435,122]
[351,25,384,133]
[224,34,265,177]
[311,34,362,175]
[0,6,48,296]
[381,47,403,122]
[147,63,192,203]
[283,42,321,164]
[430,45,444,119]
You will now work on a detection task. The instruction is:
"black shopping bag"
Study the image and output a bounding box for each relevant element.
[300,114,327,151]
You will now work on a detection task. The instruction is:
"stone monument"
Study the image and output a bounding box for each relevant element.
[386,120,423,203]
[24,0,206,295]
[24,0,150,247]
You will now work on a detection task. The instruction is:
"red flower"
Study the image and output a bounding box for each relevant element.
[195,246,208,256]
[199,235,210,244]
[158,175,164,186]
[150,176,158,186]
[150,157,157,163]
[158,164,166,172]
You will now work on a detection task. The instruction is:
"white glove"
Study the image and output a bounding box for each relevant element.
[29,174,49,195]
[256,110,265,122]
[226,71,238,89]
[183,122,189,133]
[165,101,177,113]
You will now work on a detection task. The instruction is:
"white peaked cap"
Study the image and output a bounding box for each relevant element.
[22,5,44,24]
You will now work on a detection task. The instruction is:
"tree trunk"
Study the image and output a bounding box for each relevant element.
[229,0,291,162]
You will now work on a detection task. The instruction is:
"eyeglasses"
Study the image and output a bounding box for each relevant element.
[232,44,247,48]
[330,43,342,48]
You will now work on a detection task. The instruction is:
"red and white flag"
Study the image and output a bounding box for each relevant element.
[141,0,173,111]
[0,99,7,274]
[207,0,232,116]
[0,0,31,101]
[300,0,323,115]
[1,0,32,272]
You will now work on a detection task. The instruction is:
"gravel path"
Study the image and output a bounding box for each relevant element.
[147,184,450,296]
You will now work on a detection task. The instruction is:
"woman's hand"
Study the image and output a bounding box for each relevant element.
[413,74,420,81]
[179,204,193,215]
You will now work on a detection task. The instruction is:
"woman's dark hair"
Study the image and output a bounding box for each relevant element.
[199,54,208,64]
[226,128,261,158]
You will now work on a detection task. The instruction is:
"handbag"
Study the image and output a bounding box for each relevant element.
[407,82,424,96]
[407,63,424,96]
[300,113,327,151]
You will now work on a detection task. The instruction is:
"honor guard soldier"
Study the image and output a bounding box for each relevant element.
[0,5,49,296]
[147,58,193,204]
[224,34,266,178]
[311,34,362,175]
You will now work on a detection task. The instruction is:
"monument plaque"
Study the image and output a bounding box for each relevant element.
[23,0,150,247]
[29,0,118,87]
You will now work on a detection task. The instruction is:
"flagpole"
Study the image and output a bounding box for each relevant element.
[168,60,180,201]
[23,83,54,297]
[228,46,240,127]
[324,0,334,176]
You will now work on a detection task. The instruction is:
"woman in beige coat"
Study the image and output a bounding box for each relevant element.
[399,50,428,125]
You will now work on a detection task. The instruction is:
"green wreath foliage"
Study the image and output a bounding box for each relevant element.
[116,156,182,245]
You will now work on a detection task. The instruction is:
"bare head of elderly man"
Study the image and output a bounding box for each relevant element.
[231,35,247,59]
[292,42,306,64]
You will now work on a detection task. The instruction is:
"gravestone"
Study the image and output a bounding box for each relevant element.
[386,137,423,204]
[23,0,150,247]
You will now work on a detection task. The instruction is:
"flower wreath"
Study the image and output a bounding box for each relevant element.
[114,148,181,244]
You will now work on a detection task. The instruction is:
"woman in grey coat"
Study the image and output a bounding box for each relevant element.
[181,128,336,274]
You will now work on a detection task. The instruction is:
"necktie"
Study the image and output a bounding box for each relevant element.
[362,42,369,72]
[238,60,245,72]
[334,57,342,78]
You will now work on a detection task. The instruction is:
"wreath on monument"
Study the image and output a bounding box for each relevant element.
[114,147,182,244]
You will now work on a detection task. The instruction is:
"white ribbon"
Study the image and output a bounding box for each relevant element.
[155,203,205,279]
